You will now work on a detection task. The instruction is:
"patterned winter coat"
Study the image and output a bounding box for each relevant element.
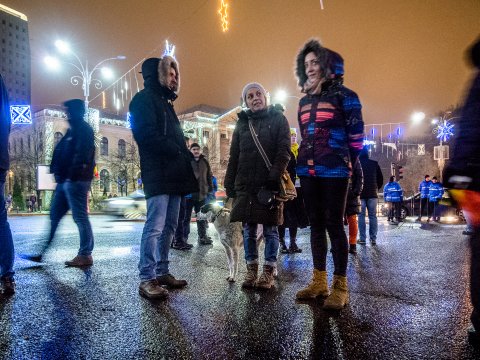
[224,105,291,226]
[296,80,364,179]
[384,181,403,203]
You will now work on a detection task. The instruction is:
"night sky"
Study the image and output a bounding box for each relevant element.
[3,0,480,127]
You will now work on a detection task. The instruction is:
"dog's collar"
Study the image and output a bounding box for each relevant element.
[211,207,231,222]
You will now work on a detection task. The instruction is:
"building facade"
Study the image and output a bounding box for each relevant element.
[8,104,239,209]
[0,3,30,105]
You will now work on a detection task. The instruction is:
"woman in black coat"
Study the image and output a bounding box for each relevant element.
[224,82,290,290]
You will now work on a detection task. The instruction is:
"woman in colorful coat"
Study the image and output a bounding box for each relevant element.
[294,40,364,310]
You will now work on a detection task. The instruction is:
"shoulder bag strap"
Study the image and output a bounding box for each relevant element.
[248,119,272,170]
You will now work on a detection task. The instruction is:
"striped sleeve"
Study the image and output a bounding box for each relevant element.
[343,90,364,163]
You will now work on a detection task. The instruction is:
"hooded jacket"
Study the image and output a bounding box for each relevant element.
[384,181,403,203]
[445,37,480,191]
[50,104,95,183]
[295,41,364,179]
[129,57,198,198]
[225,105,291,225]
[0,74,10,172]
[419,179,431,199]
[428,181,444,202]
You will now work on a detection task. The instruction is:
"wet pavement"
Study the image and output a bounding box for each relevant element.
[1,215,479,359]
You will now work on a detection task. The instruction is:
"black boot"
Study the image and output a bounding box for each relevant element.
[279,238,289,254]
[289,239,302,253]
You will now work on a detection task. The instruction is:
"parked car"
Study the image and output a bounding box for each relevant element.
[101,188,227,220]
[380,191,465,222]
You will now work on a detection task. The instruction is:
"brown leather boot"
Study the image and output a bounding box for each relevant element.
[296,269,329,299]
[255,265,275,289]
[65,255,93,267]
[323,275,349,310]
[156,274,188,289]
[242,263,258,288]
[139,280,169,299]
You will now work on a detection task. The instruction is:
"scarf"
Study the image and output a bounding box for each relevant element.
[291,142,299,159]
[302,77,324,95]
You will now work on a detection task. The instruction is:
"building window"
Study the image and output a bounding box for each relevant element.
[118,139,126,157]
[100,137,109,156]
[203,130,210,138]
[54,132,63,147]
[220,133,227,139]
[100,169,110,193]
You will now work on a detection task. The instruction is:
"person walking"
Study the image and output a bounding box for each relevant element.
[22,99,96,266]
[428,176,444,222]
[443,36,480,345]
[278,130,308,254]
[185,143,214,245]
[345,159,363,254]
[358,147,383,245]
[129,56,198,299]
[417,175,431,221]
[0,73,15,295]
[293,41,364,310]
[224,82,290,290]
[384,176,403,224]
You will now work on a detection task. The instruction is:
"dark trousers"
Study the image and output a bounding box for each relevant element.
[174,197,188,244]
[0,170,14,279]
[388,202,402,221]
[428,200,439,220]
[471,228,480,331]
[300,177,349,276]
[185,198,207,240]
[278,225,298,245]
[420,198,429,218]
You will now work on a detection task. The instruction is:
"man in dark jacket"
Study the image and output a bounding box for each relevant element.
[185,143,213,245]
[22,99,96,267]
[0,73,15,295]
[444,36,480,345]
[129,56,198,299]
[358,147,383,245]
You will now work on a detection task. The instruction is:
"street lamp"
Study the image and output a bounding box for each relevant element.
[432,111,458,181]
[273,89,300,104]
[44,40,126,109]
[410,111,425,124]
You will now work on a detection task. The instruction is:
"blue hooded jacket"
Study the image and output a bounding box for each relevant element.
[428,182,444,202]
[418,179,431,198]
[384,181,403,202]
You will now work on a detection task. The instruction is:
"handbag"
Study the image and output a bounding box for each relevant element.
[248,120,297,202]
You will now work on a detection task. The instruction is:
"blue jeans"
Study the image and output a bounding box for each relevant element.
[49,180,94,256]
[243,223,279,266]
[139,194,181,281]
[0,170,14,279]
[359,198,378,241]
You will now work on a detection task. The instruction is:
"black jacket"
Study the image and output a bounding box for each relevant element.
[345,159,364,216]
[359,153,383,199]
[129,80,198,198]
[0,74,10,172]
[50,117,95,183]
[191,154,213,201]
[225,105,291,225]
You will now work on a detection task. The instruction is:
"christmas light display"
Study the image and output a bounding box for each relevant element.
[435,121,454,142]
[10,105,31,124]
[163,40,176,58]
[218,0,229,32]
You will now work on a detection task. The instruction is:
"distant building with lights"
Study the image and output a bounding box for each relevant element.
[0,3,30,105]
[8,104,240,209]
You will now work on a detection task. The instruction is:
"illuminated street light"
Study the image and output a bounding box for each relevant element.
[273,89,300,104]
[45,39,126,109]
[411,111,425,124]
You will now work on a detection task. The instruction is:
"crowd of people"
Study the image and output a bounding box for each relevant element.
[1,36,480,344]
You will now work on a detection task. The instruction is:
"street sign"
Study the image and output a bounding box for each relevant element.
[418,144,425,155]
[434,145,449,160]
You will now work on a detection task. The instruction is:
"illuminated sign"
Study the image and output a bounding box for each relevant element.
[10,105,32,124]
[126,112,132,129]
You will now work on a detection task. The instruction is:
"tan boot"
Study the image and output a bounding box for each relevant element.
[242,263,258,288]
[296,269,329,299]
[255,265,275,290]
[323,275,349,310]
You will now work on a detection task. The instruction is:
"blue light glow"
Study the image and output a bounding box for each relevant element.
[436,121,454,142]
[126,112,132,129]
[10,105,32,124]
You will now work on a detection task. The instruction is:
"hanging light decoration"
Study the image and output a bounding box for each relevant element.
[218,0,229,32]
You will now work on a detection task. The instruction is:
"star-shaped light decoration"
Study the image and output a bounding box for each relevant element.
[163,40,176,58]
[218,0,229,32]
[436,121,454,142]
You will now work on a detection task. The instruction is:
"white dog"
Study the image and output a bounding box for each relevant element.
[198,202,277,282]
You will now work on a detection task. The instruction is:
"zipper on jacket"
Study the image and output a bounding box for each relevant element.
[163,111,167,136]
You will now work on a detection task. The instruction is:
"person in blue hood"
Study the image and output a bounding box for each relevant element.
[383,176,403,224]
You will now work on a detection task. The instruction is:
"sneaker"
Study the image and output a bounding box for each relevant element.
[349,244,357,254]
[1,277,15,295]
[65,255,93,267]
[156,274,188,289]
[172,242,193,250]
[370,239,377,245]
[20,254,43,263]
[358,239,366,245]
[139,279,169,299]
[289,242,302,253]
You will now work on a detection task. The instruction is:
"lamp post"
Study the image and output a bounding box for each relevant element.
[44,40,126,109]
[432,111,457,182]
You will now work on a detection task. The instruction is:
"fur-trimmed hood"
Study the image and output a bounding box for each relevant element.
[295,39,329,88]
[159,55,180,93]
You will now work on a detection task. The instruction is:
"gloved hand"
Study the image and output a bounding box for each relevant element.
[226,188,236,198]
[265,179,280,192]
